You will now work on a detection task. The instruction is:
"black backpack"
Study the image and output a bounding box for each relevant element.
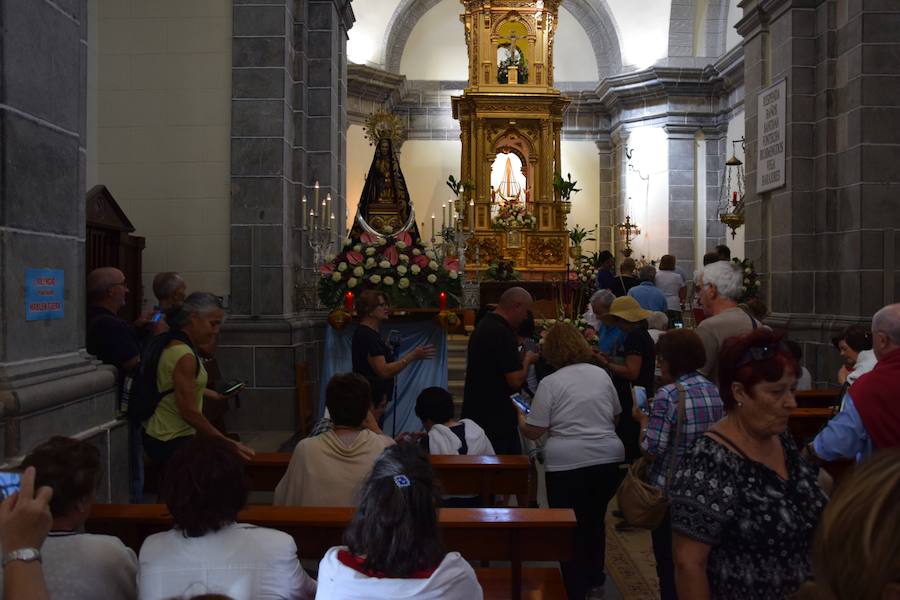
[129,329,199,423]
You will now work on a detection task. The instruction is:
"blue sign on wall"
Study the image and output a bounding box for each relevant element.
[25,268,65,321]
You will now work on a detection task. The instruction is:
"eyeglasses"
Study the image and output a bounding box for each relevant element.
[735,343,784,368]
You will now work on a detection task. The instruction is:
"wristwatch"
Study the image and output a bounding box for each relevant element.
[2,547,41,567]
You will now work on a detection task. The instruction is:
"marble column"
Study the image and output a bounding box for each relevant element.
[0,0,126,499]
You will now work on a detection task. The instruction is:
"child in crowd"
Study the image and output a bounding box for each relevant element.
[414,387,495,456]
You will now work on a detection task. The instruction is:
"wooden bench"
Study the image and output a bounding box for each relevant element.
[794,388,841,409]
[247,453,531,506]
[86,504,574,600]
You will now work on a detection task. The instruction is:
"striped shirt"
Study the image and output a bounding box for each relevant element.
[641,371,724,489]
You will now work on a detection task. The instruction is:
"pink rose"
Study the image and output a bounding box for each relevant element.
[319,262,334,274]
[360,232,378,244]
[394,231,413,246]
[345,251,363,265]
[443,257,459,271]
[413,254,429,268]
[383,245,399,266]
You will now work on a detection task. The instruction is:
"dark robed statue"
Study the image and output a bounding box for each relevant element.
[351,111,420,241]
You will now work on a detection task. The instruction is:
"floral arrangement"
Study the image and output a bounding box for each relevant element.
[317,231,462,309]
[574,259,598,288]
[535,316,598,345]
[497,50,528,84]
[733,257,761,303]
[491,202,536,231]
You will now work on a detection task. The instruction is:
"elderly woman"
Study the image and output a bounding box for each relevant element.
[143,292,255,469]
[632,330,724,600]
[670,329,826,600]
[139,436,316,599]
[832,323,876,386]
[315,442,483,599]
[594,296,656,461]
[274,373,394,506]
[584,289,626,355]
[516,322,623,600]
[0,437,138,599]
[655,254,685,328]
[351,290,434,412]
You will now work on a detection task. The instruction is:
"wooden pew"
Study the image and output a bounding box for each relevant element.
[247,453,531,506]
[794,388,841,409]
[86,504,574,600]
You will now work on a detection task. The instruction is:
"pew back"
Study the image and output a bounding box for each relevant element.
[247,453,531,506]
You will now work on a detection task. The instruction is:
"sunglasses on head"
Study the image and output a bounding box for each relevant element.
[735,342,785,369]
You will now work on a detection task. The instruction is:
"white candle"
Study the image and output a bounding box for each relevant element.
[441,203,446,232]
[321,198,327,228]
[301,195,307,229]
[469,199,475,233]
[431,213,436,239]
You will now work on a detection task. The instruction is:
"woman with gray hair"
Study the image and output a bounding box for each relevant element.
[143,292,255,469]
[585,289,625,355]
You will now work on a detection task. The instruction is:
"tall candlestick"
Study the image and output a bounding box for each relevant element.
[301,195,307,229]
[441,203,446,233]
[330,213,335,232]
[321,199,327,228]
[469,199,475,233]
[431,213,436,239]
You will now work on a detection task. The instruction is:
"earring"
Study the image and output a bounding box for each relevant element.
[737,400,743,408]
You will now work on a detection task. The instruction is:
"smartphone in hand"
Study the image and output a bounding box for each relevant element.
[632,386,649,414]
[0,471,22,500]
[220,381,246,396]
[510,392,531,415]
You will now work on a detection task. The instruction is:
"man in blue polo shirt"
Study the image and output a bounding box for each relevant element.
[628,265,667,312]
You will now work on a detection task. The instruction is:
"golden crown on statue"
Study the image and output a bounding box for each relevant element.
[363,109,404,147]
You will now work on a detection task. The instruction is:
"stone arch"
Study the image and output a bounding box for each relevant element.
[667,0,731,58]
[384,0,623,79]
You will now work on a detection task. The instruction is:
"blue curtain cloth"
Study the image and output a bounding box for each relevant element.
[319,321,449,436]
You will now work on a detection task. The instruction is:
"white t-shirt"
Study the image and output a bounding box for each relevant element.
[654,270,685,311]
[0,531,138,600]
[797,366,813,391]
[526,363,624,471]
[314,546,483,600]
[139,523,316,600]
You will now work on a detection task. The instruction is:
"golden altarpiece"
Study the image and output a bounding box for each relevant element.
[452,0,570,277]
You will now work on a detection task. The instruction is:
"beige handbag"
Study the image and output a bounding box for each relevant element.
[616,384,685,529]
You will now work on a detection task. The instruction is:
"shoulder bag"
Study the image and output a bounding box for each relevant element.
[616,383,686,529]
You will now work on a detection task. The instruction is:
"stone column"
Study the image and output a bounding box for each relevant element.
[221,0,354,432]
[738,0,900,383]
[0,0,125,499]
[666,126,699,273]
[596,138,615,251]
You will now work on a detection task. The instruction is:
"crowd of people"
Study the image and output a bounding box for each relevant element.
[1,261,898,600]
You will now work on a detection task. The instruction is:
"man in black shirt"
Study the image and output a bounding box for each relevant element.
[462,287,538,454]
[608,257,640,297]
[86,267,141,377]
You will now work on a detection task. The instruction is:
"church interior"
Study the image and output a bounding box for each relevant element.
[1,0,899,598]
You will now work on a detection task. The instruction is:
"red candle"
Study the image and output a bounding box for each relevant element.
[344,291,354,311]
[439,291,447,311]
[732,191,737,204]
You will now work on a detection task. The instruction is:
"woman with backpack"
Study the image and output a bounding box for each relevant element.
[141,292,255,472]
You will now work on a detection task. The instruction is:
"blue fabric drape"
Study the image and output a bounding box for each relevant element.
[319,321,448,436]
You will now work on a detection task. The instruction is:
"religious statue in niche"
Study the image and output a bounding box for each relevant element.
[496,21,528,84]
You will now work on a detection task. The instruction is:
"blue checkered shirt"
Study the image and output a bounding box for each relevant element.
[641,372,724,490]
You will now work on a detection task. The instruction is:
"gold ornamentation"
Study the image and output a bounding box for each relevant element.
[363,110,404,147]
[526,235,566,265]
[465,235,502,265]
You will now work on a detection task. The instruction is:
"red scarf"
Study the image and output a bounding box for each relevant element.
[851,347,900,450]
[337,550,437,579]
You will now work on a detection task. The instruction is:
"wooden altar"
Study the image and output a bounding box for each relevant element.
[452,0,570,278]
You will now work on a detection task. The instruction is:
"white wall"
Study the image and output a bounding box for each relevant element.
[346,124,370,231]
[347,0,400,66]
[94,0,231,302]
[605,0,670,69]
[560,141,601,254]
[554,8,599,82]
[725,0,742,52]
[623,127,670,261]
[400,0,468,80]
[725,109,746,257]
[398,140,463,241]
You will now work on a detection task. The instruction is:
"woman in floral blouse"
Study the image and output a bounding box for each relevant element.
[670,329,826,599]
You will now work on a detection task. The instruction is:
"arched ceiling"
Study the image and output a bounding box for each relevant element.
[383,0,623,79]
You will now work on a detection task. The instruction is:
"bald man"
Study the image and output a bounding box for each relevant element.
[461,287,539,454]
[807,303,900,463]
[86,267,140,375]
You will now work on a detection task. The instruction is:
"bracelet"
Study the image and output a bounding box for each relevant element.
[2,548,41,567]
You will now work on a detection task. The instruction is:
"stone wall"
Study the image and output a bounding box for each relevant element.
[222,0,353,431]
[0,0,126,500]
[738,0,900,385]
